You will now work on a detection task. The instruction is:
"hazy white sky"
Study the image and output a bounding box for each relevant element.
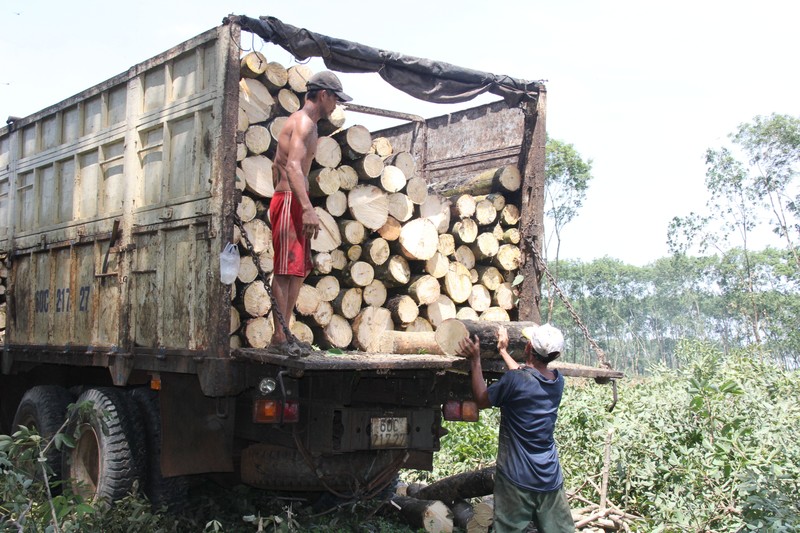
[2,0,798,265]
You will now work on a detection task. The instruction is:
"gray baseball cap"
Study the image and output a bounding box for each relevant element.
[307,71,352,102]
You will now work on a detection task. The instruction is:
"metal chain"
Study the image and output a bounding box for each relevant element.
[233,212,296,345]
[530,241,610,369]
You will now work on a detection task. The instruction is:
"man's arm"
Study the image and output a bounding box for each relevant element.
[457,335,491,409]
[497,326,519,370]
[284,118,320,238]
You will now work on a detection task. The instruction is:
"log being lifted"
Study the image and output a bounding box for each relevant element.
[390,495,454,533]
[440,165,521,198]
[435,319,536,358]
[377,331,443,355]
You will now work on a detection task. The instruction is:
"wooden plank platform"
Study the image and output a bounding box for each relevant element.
[233,348,624,380]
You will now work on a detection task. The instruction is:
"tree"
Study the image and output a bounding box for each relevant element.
[667,114,800,344]
[544,137,593,263]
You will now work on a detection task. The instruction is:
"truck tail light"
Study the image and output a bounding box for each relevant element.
[443,400,479,422]
[253,399,299,424]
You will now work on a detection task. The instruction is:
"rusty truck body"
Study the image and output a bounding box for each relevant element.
[0,15,621,502]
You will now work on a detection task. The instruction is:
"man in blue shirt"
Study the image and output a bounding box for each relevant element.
[458,324,575,533]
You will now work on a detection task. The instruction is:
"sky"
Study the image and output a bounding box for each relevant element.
[2,0,798,266]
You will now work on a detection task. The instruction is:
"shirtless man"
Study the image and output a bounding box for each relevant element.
[269,71,351,350]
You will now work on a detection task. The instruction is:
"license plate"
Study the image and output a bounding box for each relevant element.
[371,417,408,449]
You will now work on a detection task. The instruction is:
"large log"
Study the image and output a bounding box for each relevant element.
[261,62,289,91]
[351,306,394,352]
[380,165,407,193]
[475,266,504,291]
[241,281,271,318]
[353,153,385,180]
[239,78,274,123]
[371,136,393,158]
[244,124,271,155]
[454,245,476,270]
[334,125,373,160]
[286,64,313,93]
[243,316,273,348]
[342,261,374,288]
[398,218,439,261]
[474,198,498,226]
[452,194,476,219]
[237,255,259,284]
[493,244,521,271]
[404,317,434,333]
[241,155,274,198]
[338,219,366,245]
[240,51,268,78]
[308,167,340,197]
[386,151,416,179]
[377,331,443,355]
[348,185,389,230]
[468,285,492,313]
[378,216,402,241]
[435,319,533,357]
[242,219,271,254]
[275,88,300,116]
[310,207,342,253]
[332,287,363,320]
[362,279,388,307]
[325,190,348,217]
[406,176,428,205]
[492,282,517,311]
[443,262,473,304]
[236,195,257,223]
[313,275,340,302]
[426,295,457,328]
[416,466,496,505]
[470,233,500,261]
[374,255,411,287]
[295,284,321,316]
[311,300,333,327]
[314,136,343,169]
[316,314,352,349]
[480,307,510,321]
[408,275,441,305]
[386,295,420,325]
[337,165,359,191]
[387,193,415,222]
[419,194,451,234]
[361,237,391,266]
[453,218,478,244]
[424,252,449,279]
[390,495,453,533]
[440,165,521,198]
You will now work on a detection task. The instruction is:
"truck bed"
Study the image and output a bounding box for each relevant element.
[233,348,624,379]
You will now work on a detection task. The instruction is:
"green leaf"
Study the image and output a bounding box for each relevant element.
[326,348,344,356]
[511,274,524,287]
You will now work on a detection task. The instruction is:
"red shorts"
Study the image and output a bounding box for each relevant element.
[270,191,312,277]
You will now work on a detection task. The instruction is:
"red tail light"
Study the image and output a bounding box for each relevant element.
[443,400,479,422]
[253,399,300,423]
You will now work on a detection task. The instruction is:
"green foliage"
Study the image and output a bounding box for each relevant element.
[553,340,800,531]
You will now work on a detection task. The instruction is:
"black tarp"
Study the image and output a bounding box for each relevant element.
[228,15,541,106]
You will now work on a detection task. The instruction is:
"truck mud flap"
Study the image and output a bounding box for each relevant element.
[240,443,407,494]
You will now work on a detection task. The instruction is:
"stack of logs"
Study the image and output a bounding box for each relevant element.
[231,51,524,352]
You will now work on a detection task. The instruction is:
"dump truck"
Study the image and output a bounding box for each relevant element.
[0,15,622,505]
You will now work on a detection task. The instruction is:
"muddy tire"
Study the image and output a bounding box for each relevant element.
[12,385,75,487]
[61,387,146,502]
[130,388,189,510]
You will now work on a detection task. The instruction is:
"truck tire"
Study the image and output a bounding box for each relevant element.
[130,388,189,510]
[11,385,75,488]
[61,387,146,502]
